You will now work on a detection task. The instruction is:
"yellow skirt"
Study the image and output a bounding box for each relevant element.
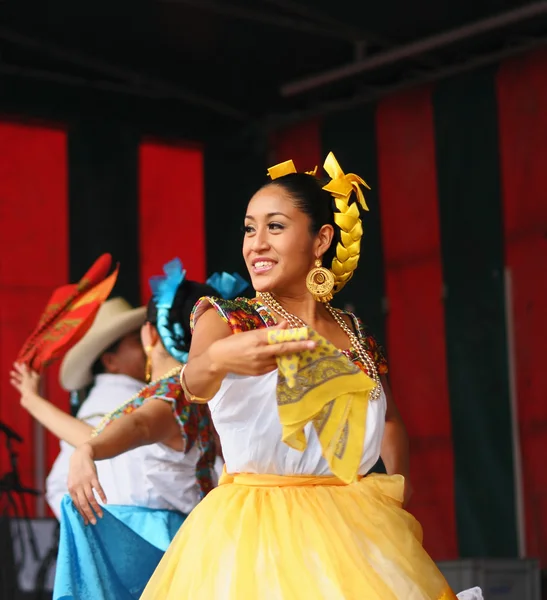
[141,472,457,600]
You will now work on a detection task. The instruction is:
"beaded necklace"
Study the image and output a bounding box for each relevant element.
[93,365,183,434]
[257,292,381,400]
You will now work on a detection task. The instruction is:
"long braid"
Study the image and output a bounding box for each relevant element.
[330,195,364,293]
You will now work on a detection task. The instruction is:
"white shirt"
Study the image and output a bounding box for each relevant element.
[210,370,386,477]
[46,373,208,519]
[46,374,143,519]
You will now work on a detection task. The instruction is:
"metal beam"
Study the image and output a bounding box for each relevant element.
[0,28,249,121]
[270,35,547,126]
[160,0,355,41]
[0,62,171,99]
[281,1,547,96]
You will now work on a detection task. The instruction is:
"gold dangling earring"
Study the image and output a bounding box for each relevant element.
[144,345,153,383]
[306,259,335,303]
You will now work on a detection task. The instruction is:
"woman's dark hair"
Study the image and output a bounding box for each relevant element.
[262,173,339,266]
[146,280,217,354]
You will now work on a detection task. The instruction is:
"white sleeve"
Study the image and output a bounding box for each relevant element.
[456,588,484,600]
[45,439,72,521]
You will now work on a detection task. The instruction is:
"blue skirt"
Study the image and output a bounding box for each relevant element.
[53,495,186,600]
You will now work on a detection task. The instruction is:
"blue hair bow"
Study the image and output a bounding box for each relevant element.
[149,258,188,363]
[206,272,249,300]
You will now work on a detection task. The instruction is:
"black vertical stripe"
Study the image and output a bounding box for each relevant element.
[204,137,267,282]
[68,119,140,305]
[434,68,517,557]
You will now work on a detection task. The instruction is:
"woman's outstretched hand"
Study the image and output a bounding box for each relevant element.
[68,443,107,525]
[10,362,40,406]
[208,320,315,377]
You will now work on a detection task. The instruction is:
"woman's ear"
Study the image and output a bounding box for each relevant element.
[314,224,335,260]
[141,322,160,349]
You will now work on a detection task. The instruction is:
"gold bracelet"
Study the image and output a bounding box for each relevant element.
[179,365,211,404]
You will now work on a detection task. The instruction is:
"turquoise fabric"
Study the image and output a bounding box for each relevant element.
[53,495,185,600]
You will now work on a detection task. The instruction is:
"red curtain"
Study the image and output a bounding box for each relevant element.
[497,48,547,564]
[0,121,68,515]
[139,141,206,302]
[270,119,322,173]
[376,88,458,559]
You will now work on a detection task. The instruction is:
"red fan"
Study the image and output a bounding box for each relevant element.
[17,254,119,372]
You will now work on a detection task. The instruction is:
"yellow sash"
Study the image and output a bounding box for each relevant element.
[219,471,363,487]
[266,327,375,483]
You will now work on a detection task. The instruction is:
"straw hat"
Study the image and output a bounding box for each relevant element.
[59,297,146,391]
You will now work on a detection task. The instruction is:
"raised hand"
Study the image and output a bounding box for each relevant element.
[67,443,107,525]
[10,362,40,402]
[208,321,315,377]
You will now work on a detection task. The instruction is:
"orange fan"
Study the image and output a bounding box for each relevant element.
[17,254,119,372]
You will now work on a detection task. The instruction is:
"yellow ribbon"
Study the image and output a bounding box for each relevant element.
[267,159,296,180]
[266,153,369,212]
[267,160,318,180]
[322,152,370,211]
[267,326,374,483]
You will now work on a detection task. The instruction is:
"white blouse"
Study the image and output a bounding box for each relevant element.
[46,374,206,518]
[210,369,386,477]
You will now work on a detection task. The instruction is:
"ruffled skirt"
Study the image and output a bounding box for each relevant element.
[54,495,185,600]
[141,473,459,599]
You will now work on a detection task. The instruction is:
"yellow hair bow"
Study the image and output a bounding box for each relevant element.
[322,152,370,211]
[267,159,318,180]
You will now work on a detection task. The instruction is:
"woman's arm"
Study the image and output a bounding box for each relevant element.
[181,308,234,401]
[22,392,92,447]
[380,374,413,506]
[183,309,315,402]
[68,399,181,524]
[86,398,179,460]
[10,362,92,447]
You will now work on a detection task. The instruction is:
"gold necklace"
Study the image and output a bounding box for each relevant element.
[93,365,183,435]
[257,292,381,400]
[146,365,183,389]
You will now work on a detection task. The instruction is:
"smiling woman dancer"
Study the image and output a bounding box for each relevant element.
[81,153,478,598]
[137,153,480,599]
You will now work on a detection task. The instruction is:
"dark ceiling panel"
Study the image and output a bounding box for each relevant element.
[0,0,545,124]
